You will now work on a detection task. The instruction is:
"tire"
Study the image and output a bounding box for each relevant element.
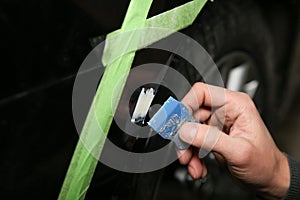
[174,0,276,127]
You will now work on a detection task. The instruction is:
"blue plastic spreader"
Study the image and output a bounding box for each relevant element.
[148,96,198,149]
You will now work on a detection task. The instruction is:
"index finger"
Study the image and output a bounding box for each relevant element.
[181,82,226,112]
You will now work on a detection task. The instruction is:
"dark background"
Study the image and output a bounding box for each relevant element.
[0,0,299,199]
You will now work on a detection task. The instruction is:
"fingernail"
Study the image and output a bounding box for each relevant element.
[179,123,198,143]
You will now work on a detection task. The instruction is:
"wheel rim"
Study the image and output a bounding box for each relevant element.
[216,52,263,109]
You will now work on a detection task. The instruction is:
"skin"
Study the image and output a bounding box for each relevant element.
[178,82,290,200]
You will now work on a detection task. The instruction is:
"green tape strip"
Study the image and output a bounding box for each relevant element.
[58,0,152,199]
[58,0,207,199]
[102,0,207,66]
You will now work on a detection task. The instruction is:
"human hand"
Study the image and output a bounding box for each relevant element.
[178,82,290,200]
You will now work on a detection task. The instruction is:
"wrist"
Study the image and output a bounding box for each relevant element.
[260,152,290,200]
[284,154,300,200]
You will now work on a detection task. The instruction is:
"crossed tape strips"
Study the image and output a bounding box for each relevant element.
[58,0,207,199]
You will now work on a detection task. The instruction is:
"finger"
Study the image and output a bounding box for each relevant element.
[177,149,192,165]
[179,122,237,159]
[181,82,226,112]
[193,106,211,122]
[188,152,204,179]
[181,83,252,126]
[208,107,228,130]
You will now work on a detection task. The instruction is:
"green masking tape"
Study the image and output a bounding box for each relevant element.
[102,0,207,66]
[58,0,207,199]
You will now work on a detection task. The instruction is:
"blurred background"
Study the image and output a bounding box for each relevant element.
[0,0,299,199]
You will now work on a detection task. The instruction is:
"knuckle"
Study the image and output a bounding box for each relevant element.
[193,82,205,90]
[242,93,256,109]
[239,92,252,102]
[235,92,256,111]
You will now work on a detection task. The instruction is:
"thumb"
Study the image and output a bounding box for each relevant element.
[179,122,236,158]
